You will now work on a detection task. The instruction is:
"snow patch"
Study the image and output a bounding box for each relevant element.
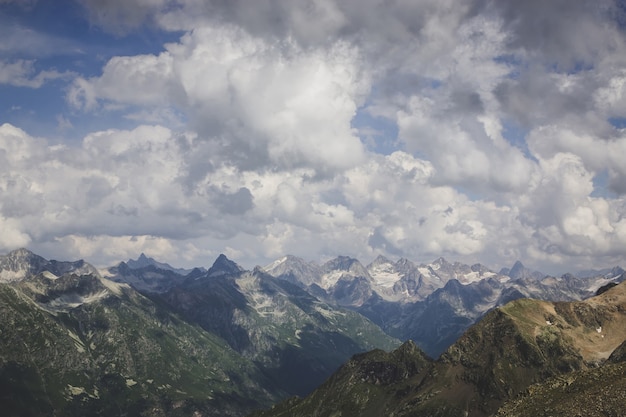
[370,270,401,288]
[99,277,128,296]
[320,270,346,289]
[44,289,111,312]
[264,256,288,272]
[0,269,28,283]
[42,271,59,280]
[456,271,497,285]
[67,329,86,353]
[67,385,86,396]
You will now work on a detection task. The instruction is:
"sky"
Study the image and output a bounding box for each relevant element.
[1,0,626,274]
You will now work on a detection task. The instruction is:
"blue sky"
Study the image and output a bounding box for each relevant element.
[1,0,626,275]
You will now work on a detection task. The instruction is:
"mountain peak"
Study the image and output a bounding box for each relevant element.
[507,260,544,280]
[8,247,35,257]
[125,253,195,275]
[323,256,361,271]
[1,248,48,282]
[371,254,391,265]
[207,254,243,277]
[126,253,154,269]
[263,255,321,286]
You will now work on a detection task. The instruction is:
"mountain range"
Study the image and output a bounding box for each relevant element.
[0,249,396,416]
[263,254,625,356]
[253,280,626,417]
[0,248,625,416]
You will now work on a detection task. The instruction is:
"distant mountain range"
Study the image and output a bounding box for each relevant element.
[0,248,624,416]
[106,252,625,357]
[262,254,625,356]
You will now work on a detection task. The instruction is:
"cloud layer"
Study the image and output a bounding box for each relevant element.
[1,0,626,273]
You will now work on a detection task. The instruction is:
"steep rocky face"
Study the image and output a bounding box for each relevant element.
[208,254,245,277]
[502,260,544,280]
[252,282,626,417]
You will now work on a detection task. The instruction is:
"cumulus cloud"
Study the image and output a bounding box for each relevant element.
[68,24,368,174]
[527,126,626,195]
[512,152,626,269]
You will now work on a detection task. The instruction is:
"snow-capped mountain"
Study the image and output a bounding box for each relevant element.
[263,255,323,286]
[263,254,625,356]
[264,254,510,305]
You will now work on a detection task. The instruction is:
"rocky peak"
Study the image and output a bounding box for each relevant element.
[506,260,544,280]
[431,256,449,267]
[125,253,196,275]
[126,253,151,269]
[323,256,369,277]
[471,263,491,273]
[263,255,322,286]
[369,254,392,268]
[207,254,244,278]
[0,248,48,282]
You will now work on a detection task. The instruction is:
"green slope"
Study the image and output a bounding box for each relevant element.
[0,273,280,417]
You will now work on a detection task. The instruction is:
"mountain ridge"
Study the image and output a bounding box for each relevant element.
[252,281,626,417]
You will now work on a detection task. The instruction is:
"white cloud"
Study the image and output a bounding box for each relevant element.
[0,59,71,88]
[68,24,368,174]
[527,126,626,195]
